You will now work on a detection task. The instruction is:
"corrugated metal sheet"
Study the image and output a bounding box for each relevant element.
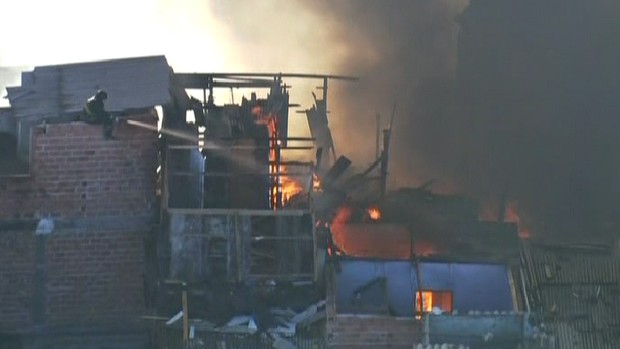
[6,56,172,119]
[522,242,620,349]
[553,322,620,349]
[540,285,620,331]
[526,244,620,284]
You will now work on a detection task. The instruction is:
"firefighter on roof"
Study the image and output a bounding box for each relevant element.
[81,90,115,139]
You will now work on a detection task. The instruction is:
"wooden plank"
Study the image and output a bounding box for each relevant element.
[167,208,309,216]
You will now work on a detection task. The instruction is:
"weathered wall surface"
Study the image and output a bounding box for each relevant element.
[326,265,424,349]
[325,264,531,349]
[0,117,158,340]
[327,314,423,349]
[0,230,36,330]
[0,117,157,220]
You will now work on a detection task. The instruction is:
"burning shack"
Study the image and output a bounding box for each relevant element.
[146,70,366,348]
[0,55,564,349]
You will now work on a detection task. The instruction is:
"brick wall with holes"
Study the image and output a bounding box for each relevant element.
[0,114,158,334]
[0,114,159,220]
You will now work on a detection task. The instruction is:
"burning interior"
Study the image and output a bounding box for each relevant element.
[151,72,358,341]
[0,55,572,349]
[150,68,527,347]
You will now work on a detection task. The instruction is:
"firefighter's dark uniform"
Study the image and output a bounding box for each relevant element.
[82,91,114,139]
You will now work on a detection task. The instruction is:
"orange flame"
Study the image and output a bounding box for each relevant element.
[505,202,531,239]
[416,291,434,313]
[329,205,436,259]
[313,173,322,191]
[281,171,304,204]
[252,105,305,208]
[367,206,381,221]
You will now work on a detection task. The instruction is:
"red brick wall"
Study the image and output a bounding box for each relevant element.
[0,116,157,334]
[44,230,145,328]
[0,230,36,331]
[0,115,158,220]
[325,266,423,349]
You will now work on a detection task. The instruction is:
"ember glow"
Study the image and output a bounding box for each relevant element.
[313,173,322,191]
[330,205,436,259]
[367,206,381,221]
[505,202,531,239]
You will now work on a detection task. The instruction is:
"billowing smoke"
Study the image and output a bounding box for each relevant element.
[294,0,620,241]
[2,0,618,241]
[298,0,468,188]
[454,0,620,241]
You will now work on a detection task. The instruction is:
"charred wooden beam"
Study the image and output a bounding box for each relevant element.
[322,156,352,189]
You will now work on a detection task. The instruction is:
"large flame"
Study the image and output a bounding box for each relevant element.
[281,173,304,203]
[252,106,305,207]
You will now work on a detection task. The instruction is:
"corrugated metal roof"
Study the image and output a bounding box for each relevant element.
[540,285,620,331]
[525,244,620,284]
[553,322,620,349]
[522,242,620,349]
[6,56,172,119]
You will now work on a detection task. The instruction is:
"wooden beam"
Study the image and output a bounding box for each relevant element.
[167,208,310,217]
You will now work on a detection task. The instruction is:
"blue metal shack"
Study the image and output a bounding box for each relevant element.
[335,259,514,316]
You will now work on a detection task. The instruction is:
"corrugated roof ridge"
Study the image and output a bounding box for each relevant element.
[31,55,168,70]
[527,241,614,253]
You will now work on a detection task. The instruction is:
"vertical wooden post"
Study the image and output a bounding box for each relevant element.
[380,129,391,197]
[182,282,189,346]
[375,113,381,160]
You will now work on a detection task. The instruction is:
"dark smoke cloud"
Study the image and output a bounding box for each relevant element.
[298,0,620,241]
[455,0,620,241]
[298,1,467,189]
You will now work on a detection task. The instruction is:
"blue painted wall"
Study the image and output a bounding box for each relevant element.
[335,260,514,316]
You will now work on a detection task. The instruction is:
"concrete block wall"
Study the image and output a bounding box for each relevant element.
[0,116,158,339]
[327,314,423,349]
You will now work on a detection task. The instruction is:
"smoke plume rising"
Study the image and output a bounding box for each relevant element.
[297,1,468,189]
[2,0,619,241]
[295,0,620,242]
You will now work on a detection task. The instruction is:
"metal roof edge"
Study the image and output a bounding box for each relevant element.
[31,55,169,70]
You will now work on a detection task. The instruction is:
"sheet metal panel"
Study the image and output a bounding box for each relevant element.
[335,260,514,316]
[523,243,620,349]
[6,56,172,119]
[527,244,620,284]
